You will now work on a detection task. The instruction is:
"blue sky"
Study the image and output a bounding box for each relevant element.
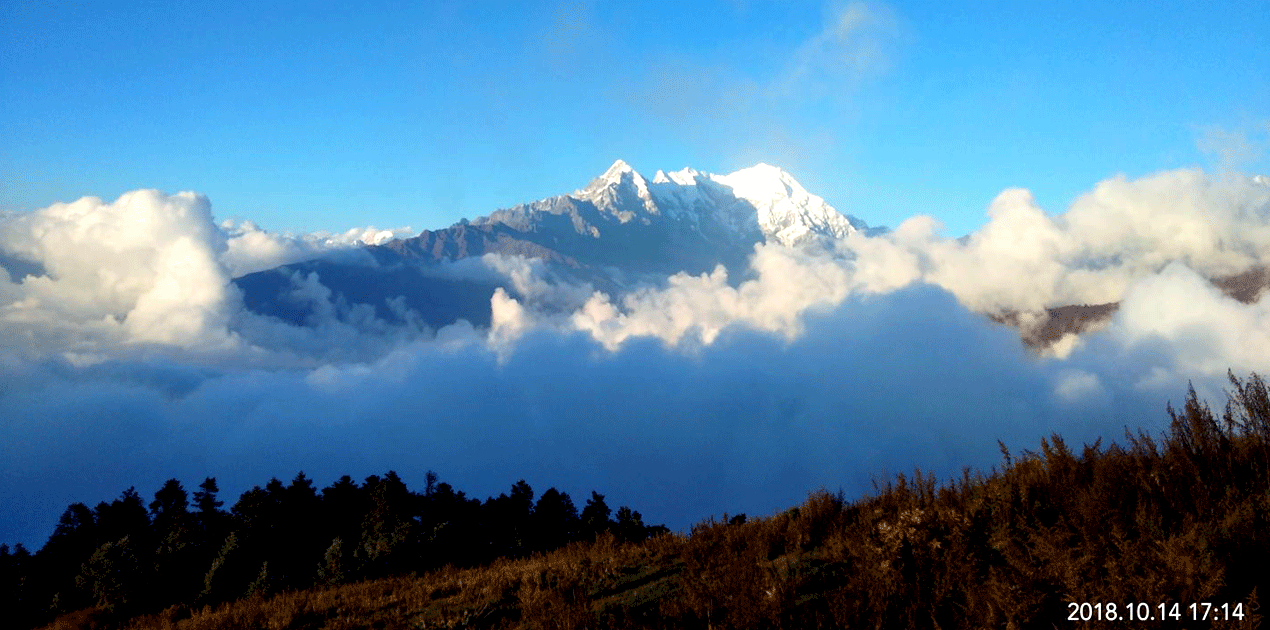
[4,0,1270,550]
[2,0,1267,238]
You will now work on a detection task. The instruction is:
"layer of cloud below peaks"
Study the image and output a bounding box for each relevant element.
[0,284,1164,550]
[3,167,1270,548]
[220,219,413,278]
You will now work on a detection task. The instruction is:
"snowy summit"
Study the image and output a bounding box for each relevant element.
[577,159,867,246]
[372,159,878,283]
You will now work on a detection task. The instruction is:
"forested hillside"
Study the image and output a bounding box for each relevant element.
[1,472,660,629]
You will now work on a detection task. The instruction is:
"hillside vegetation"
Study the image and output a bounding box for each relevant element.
[15,372,1270,629]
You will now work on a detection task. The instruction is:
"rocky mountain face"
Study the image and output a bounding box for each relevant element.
[370,160,873,277]
[235,161,874,330]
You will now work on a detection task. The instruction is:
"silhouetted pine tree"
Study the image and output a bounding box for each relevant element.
[422,481,482,569]
[192,477,228,548]
[275,472,323,590]
[0,543,34,628]
[34,502,98,615]
[149,479,198,608]
[320,475,366,581]
[483,480,535,559]
[93,487,150,547]
[614,506,647,543]
[214,480,289,600]
[532,488,579,552]
[580,491,613,539]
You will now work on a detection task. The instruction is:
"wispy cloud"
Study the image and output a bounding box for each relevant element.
[631,1,908,171]
[774,1,904,98]
[1196,120,1270,172]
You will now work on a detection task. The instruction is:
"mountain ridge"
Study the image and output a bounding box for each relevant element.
[236,160,878,333]
[378,160,874,271]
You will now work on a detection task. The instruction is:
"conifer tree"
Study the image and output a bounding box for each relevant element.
[150,479,196,607]
[192,477,227,542]
[581,491,613,539]
[532,488,579,551]
[615,506,647,543]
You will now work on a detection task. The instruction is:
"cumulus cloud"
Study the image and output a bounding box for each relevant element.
[570,244,850,350]
[843,168,1270,313]
[0,190,236,354]
[5,165,1270,552]
[1089,262,1270,393]
[0,190,421,366]
[221,219,412,278]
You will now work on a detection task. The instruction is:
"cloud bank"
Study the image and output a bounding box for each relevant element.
[0,190,416,367]
[841,168,1270,313]
[2,166,1269,549]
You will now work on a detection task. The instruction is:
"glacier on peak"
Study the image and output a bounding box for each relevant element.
[575,159,658,219]
[570,160,866,246]
[590,159,639,185]
[710,163,861,245]
[652,167,704,186]
[246,160,879,331]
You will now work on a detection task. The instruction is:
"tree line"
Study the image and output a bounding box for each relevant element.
[0,470,665,629]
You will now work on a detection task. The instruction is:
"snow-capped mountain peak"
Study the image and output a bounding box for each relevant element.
[580,159,647,193]
[652,167,704,186]
[709,164,861,246]
[565,160,868,245]
[599,158,636,181]
[714,163,801,199]
[574,159,657,218]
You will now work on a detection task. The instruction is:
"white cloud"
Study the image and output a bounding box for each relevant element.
[4,168,1269,376]
[0,190,235,352]
[1054,369,1104,403]
[571,244,851,351]
[1101,262,1270,385]
[777,1,903,97]
[0,191,427,367]
[221,219,412,278]
[842,168,1270,314]
[5,165,1270,552]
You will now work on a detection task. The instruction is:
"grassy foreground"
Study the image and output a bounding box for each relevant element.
[46,373,1270,629]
